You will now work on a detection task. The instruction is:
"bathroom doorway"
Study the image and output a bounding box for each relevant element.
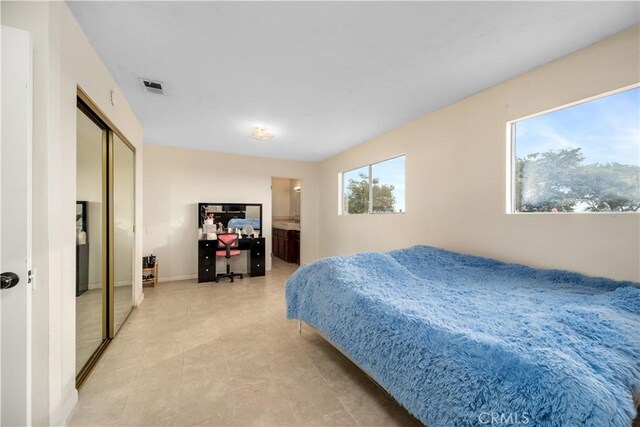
[271,177,301,265]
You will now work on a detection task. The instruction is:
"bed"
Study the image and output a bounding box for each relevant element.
[227,218,261,230]
[286,246,640,427]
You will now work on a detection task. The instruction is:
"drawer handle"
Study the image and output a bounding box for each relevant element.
[205,256,209,259]
[257,264,260,267]
[205,269,209,272]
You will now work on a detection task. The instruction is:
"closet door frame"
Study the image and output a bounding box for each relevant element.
[76,88,136,387]
[107,129,136,338]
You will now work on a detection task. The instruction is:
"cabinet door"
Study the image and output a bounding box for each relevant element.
[198,241,217,282]
[249,238,266,277]
[198,265,216,282]
[271,229,278,257]
[292,231,300,264]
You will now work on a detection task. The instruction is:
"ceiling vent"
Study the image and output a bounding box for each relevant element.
[139,78,164,95]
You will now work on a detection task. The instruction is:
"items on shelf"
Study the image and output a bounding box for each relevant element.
[142,255,158,287]
[143,254,156,268]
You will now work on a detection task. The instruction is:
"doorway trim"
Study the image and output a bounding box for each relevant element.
[77,87,136,152]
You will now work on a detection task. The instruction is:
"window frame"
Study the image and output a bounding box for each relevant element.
[339,154,406,215]
[506,83,640,215]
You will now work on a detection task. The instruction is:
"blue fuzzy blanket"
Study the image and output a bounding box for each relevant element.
[227,218,261,230]
[286,246,640,427]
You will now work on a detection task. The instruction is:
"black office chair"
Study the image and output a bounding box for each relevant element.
[215,233,244,283]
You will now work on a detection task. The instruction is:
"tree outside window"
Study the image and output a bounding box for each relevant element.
[513,87,639,213]
[342,156,405,215]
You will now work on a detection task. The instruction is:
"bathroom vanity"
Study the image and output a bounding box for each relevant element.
[272,222,300,264]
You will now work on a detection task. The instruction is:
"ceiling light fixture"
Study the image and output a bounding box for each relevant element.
[250,126,274,141]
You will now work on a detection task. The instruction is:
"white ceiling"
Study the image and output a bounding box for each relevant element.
[67,1,639,161]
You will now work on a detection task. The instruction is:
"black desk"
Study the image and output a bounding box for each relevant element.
[198,237,266,283]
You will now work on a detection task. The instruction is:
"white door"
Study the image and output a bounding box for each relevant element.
[1,25,33,427]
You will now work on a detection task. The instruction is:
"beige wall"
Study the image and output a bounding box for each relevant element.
[2,2,144,425]
[318,25,640,282]
[271,178,292,218]
[143,144,319,280]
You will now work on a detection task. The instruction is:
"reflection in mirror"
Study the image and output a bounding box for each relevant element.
[113,134,135,333]
[76,107,105,375]
[199,204,262,234]
[246,206,261,221]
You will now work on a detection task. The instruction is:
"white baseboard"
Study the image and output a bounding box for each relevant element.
[87,280,132,290]
[135,292,144,307]
[158,274,197,283]
[157,266,273,284]
[60,388,79,426]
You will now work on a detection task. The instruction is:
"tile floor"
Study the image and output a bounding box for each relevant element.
[76,288,105,374]
[68,258,420,427]
[76,283,134,375]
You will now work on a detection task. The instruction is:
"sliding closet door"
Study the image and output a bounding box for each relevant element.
[111,133,135,335]
[76,94,137,385]
[76,106,107,376]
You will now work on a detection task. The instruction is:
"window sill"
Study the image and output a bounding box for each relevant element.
[339,212,406,216]
[507,211,639,215]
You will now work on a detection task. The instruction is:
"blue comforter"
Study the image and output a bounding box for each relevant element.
[227,218,261,230]
[286,246,640,427]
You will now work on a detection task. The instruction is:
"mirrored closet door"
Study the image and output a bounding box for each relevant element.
[111,134,135,335]
[76,104,107,377]
[76,94,136,386]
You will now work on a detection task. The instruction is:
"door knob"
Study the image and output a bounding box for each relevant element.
[1,272,19,289]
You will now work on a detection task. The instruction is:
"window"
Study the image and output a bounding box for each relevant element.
[510,86,640,213]
[341,155,405,215]
[342,166,370,214]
